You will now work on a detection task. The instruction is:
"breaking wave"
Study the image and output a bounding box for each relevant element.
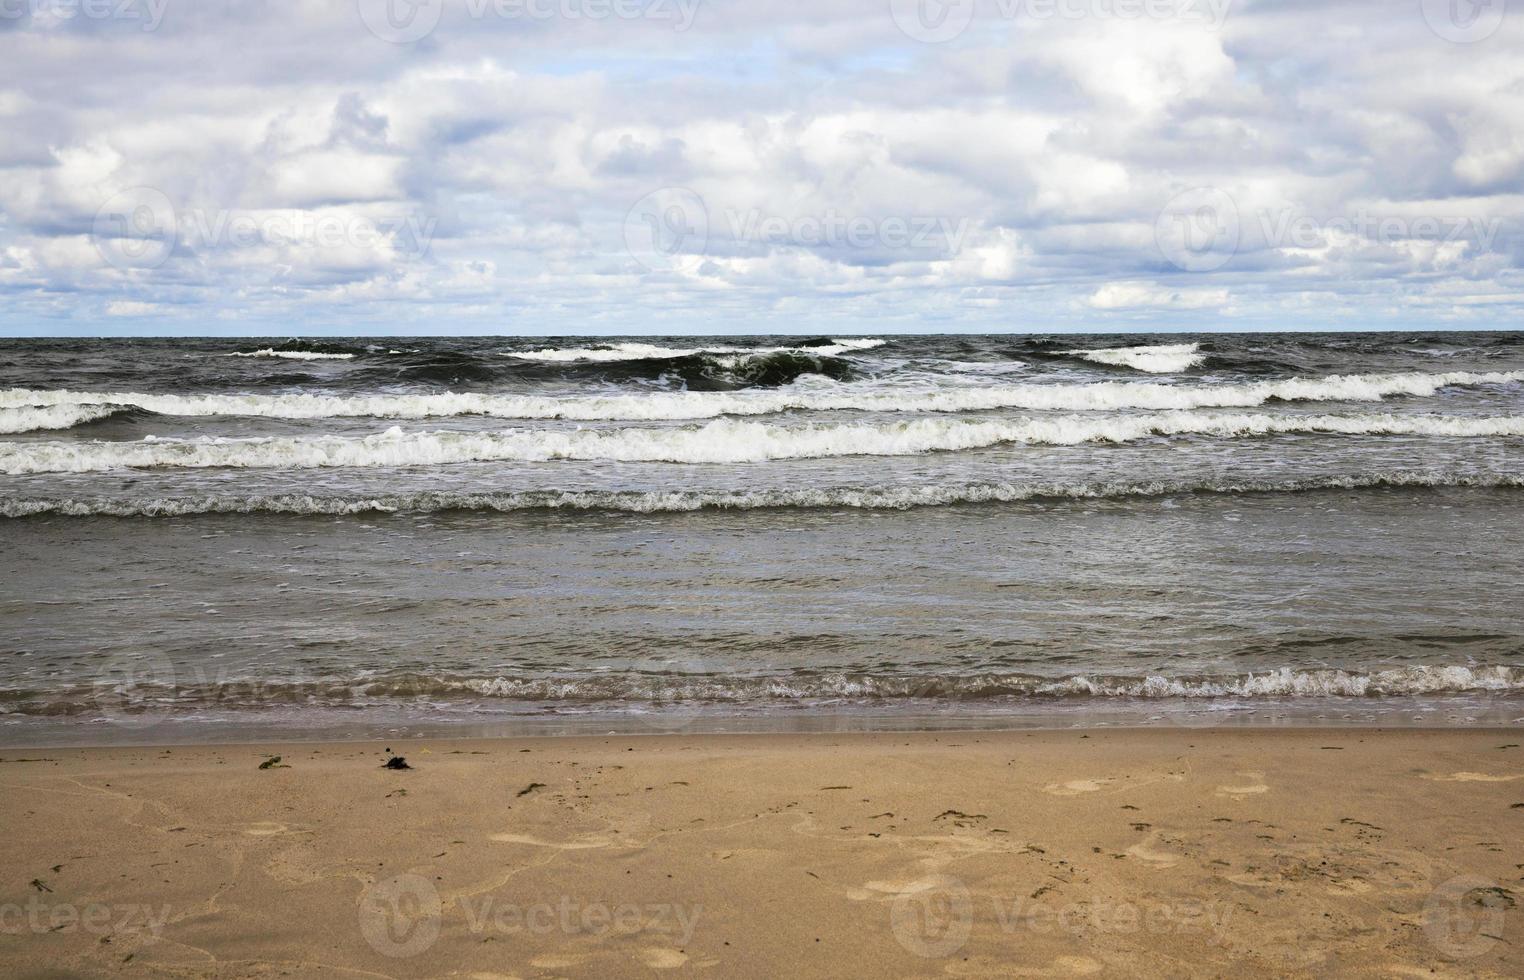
[4,411,1521,474]
[507,338,885,361]
[450,664,1524,702]
[10,665,1521,715]
[229,348,356,361]
[1060,342,1204,373]
[3,369,1518,423]
[0,403,140,434]
[3,471,1520,518]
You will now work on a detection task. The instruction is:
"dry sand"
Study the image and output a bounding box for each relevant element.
[1,728,1520,978]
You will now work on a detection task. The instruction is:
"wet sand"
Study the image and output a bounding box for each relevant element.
[0,728,1520,977]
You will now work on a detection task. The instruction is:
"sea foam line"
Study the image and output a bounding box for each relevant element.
[3,411,1521,473]
[3,473,1521,519]
[227,349,356,360]
[1,369,1519,424]
[12,664,1519,707]
[452,664,1524,701]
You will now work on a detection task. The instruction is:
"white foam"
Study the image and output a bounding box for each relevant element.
[1061,342,1203,373]
[228,349,355,360]
[507,338,886,361]
[1036,665,1524,698]
[215,664,1524,702]
[2,369,1518,423]
[0,403,128,434]
[4,472,1518,518]
[4,411,1521,474]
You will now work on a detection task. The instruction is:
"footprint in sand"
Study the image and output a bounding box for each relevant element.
[1042,778,1113,797]
[850,878,938,901]
[947,953,1102,976]
[242,821,289,836]
[638,948,690,969]
[1216,772,1269,798]
[1125,842,1181,868]
[1423,771,1523,782]
[488,832,615,849]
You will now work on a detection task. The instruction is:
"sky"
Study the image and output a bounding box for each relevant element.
[0,0,1520,336]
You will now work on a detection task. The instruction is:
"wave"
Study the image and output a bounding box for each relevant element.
[4,472,1520,518]
[10,665,1521,714]
[450,664,1524,702]
[1059,342,1203,373]
[3,411,1521,474]
[229,349,356,361]
[0,403,140,434]
[346,346,865,389]
[671,349,858,390]
[507,338,885,362]
[3,369,1519,423]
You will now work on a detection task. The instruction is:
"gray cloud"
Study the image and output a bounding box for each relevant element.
[0,0,1520,334]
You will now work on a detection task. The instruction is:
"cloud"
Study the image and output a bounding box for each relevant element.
[0,0,1520,334]
[1086,281,1231,310]
[104,300,165,317]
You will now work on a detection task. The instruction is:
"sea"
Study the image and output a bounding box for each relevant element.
[2,332,1522,745]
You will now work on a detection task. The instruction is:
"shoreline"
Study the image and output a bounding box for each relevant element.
[5,693,1523,749]
[2,727,1520,976]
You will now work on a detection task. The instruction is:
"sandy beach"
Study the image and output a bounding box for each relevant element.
[0,728,1519,978]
